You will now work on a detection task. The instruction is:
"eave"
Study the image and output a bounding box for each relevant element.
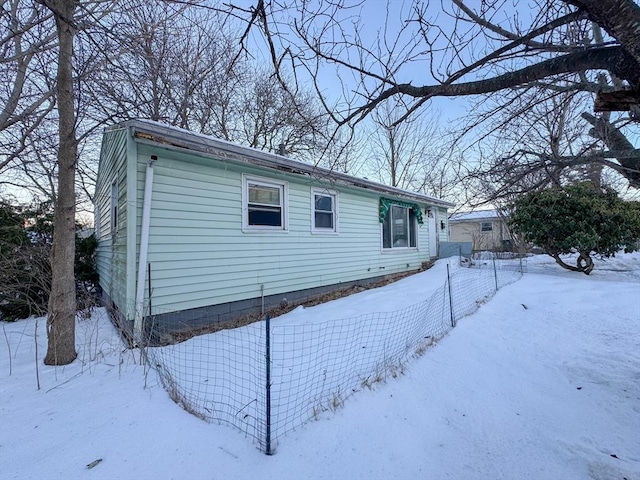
[111,119,455,209]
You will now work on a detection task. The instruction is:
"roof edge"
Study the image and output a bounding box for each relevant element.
[108,119,455,208]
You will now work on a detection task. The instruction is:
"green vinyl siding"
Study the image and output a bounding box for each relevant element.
[133,147,435,315]
[95,128,130,312]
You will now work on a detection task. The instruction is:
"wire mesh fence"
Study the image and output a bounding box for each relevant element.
[139,256,523,454]
[146,322,268,448]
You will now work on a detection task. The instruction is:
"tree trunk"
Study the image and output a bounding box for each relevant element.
[44,0,78,366]
[581,112,640,188]
[566,0,640,66]
[550,251,593,275]
[577,253,594,275]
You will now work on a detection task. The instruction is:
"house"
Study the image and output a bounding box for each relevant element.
[449,210,512,252]
[94,119,453,337]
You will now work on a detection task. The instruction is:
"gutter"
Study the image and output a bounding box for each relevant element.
[134,155,156,336]
[119,119,455,209]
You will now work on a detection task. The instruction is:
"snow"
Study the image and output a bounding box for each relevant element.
[1,253,639,480]
[449,209,500,222]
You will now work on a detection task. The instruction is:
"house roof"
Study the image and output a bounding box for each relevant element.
[109,119,454,208]
[449,210,500,223]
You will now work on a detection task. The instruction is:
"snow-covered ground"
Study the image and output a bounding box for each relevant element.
[1,253,639,480]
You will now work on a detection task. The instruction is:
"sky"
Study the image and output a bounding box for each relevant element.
[239,0,473,121]
[2,0,638,214]
[1,252,638,480]
[225,0,639,200]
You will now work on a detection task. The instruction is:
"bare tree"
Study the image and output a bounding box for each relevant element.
[1,1,110,206]
[366,100,436,189]
[2,0,347,364]
[228,0,640,188]
[464,87,616,202]
[0,1,56,181]
[85,4,332,161]
[454,19,638,204]
[1,0,116,365]
[43,0,78,365]
[362,99,460,201]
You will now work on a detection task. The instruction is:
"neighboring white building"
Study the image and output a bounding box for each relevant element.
[449,210,512,252]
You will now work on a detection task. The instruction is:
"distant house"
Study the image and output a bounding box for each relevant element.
[94,119,453,336]
[449,210,512,252]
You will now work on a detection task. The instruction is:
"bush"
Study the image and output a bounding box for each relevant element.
[0,200,99,321]
[509,183,640,274]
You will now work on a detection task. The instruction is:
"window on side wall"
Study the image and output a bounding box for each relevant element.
[382,204,417,249]
[311,188,338,233]
[481,222,493,232]
[94,201,101,239]
[243,175,288,231]
[110,180,118,236]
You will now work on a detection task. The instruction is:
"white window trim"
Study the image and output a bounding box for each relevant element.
[481,221,493,232]
[311,187,339,234]
[381,204,419,252]
[242,174,289,233]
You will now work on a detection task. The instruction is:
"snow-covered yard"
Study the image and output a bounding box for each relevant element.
[1,253,639,480]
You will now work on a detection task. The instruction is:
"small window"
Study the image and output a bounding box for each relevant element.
[110,180,118,236]
[243,175,288,231]
[312,188,338,233]
[382,205,417,249]
[94,201,101,239]
[481,222,493,232]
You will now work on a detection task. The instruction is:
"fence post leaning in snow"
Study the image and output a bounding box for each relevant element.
[446,263,455,327]
[265,314,272,455]
[492,257,498,292]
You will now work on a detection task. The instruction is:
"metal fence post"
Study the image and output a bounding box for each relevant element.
[446,264,455,327]
[492,257,498,291]
[265,314,272,455]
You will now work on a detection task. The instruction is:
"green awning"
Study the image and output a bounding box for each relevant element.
[379,197,424,225]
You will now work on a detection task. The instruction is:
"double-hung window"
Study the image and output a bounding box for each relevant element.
[243,175,288,231]
[481,222,493,232]
[382,204,417,249]
[311,188,338,233]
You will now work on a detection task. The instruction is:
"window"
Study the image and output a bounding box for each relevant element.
[382,205,417,249]
[312,188,338,233]
[481,222,493,232]
[110,180,118,236]
[243,175,288,231]
[94,201,101,239]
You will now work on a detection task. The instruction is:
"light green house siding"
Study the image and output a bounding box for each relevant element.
[95,127,130,314]
[96,120,453,323]
[137,147,432,314]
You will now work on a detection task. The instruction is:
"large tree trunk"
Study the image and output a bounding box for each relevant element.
[581,112,640,187]
[44,0,78,366]
[566,0,640,67]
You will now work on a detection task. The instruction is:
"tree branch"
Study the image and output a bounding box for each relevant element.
[565,0,640,64]
[582,112,640,186]
[341,46,637,125]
